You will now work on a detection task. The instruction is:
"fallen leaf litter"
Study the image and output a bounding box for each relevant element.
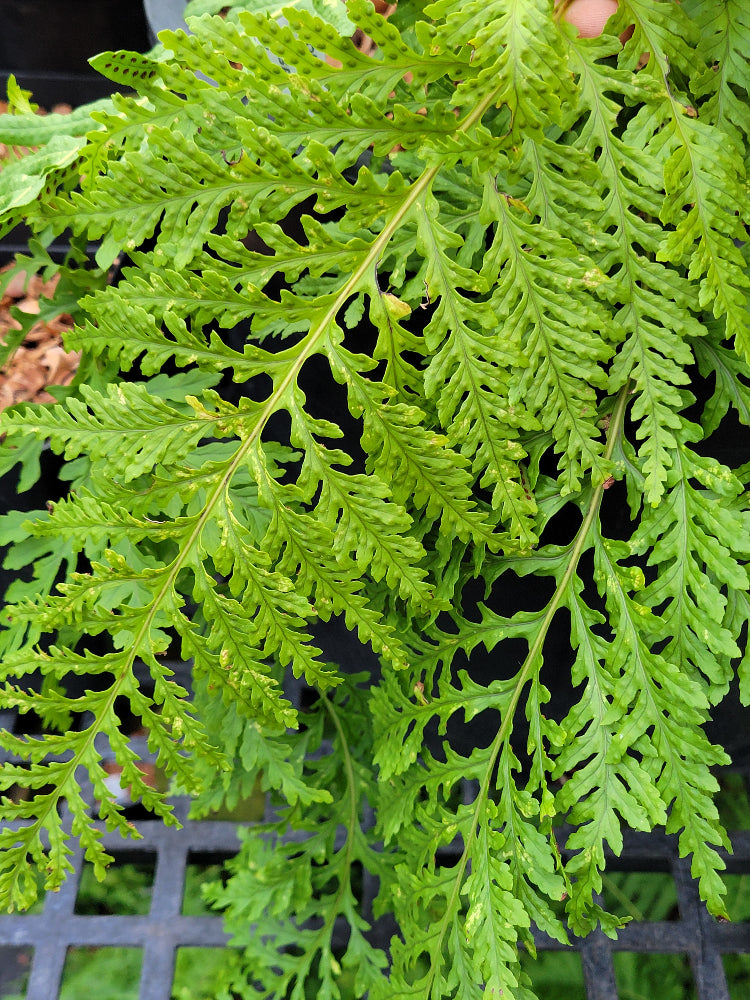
[0,100,81,413]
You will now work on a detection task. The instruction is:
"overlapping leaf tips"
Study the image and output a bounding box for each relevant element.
[0,3,748,999]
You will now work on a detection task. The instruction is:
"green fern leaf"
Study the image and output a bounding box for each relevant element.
[480,179,613,495]
[288,388,433,607]
[429,0,576,133]
[0,134,84,238]
[617,1,750,353]
[694,321,750,434]
[1,2,748,993]
[327,344,499,548]
[688,0,750,143]
[2,384,219,480]
[563,31,705,502]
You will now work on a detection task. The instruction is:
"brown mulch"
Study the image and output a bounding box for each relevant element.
[0,267,80,411]
[0,100,80,413]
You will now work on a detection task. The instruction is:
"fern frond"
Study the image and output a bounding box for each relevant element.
[198,62,463,168]
[36,491,198,547]
[259,472,410,669]
[0,98,109,146]
[0,507,77,654]
[430,0,576,133]
[0,645,202,909]
[1,384,221,479]
[397,187,539,545]
[212,220,373,284]
[0,134,85,238]
[553,544,668,933]
[366,282,426,398]
[206,682,391,1000]
[233,2,461,100]
[327,342,499,548]
[480,179,613,495]
[372,665,517,779]
[288,388,433,607]
[618,1,750,353]
[187,569,302,726]
[694,320,750,433]
[69,287,286,378]
[187,673,330,815]
[631,437,750,699]
[50,125,245,270]
[588,518,731,918]
[653,109,749,353]
[689,0,750,143]
[563,32,705,501]
[1,1,747,992]
[617,0,699,77]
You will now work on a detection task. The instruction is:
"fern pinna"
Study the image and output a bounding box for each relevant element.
[0,1,748,997]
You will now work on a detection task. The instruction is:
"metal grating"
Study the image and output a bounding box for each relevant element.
[0,665,749,998]
[0,807,237,1000]
[535,827,750,1000]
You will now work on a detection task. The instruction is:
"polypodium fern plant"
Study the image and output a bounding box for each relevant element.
[0,0,749,996]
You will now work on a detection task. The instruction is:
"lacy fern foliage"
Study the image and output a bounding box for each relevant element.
[0,1,749,997]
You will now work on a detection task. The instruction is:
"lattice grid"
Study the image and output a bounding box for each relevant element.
[1,666,749,1000]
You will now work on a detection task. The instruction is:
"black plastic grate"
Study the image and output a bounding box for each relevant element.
[0,806,236,1000]
[0,668,749,999]
[2,814,749,998]
[536,828,750,1000]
